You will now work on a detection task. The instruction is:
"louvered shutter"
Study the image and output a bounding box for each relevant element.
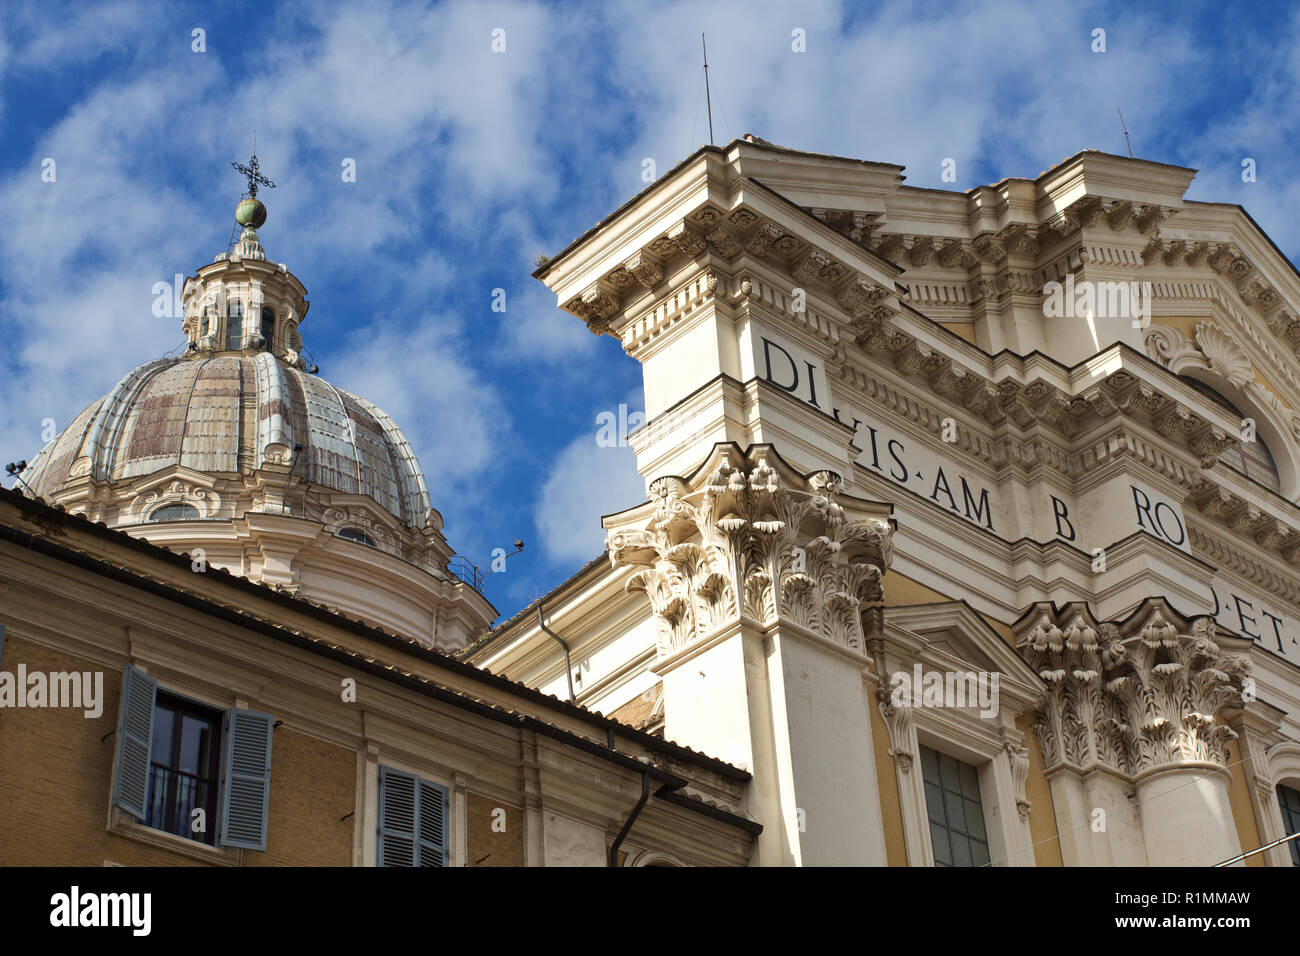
[218,708,273,850]
[112,665,157,821]
[417,777,448,867]
[378,768,448,866]
[378,767,417,866]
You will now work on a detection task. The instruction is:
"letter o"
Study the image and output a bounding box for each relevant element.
[1153,502,1185,546]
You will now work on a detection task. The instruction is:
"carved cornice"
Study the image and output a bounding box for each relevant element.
[836,331,1239,468]
[564,201,903,340]
[1016,600,1250,779]
[606,444,893,659]
[810,184,1300,381]
[582,206,1282,487]
[1189,481,1300,568]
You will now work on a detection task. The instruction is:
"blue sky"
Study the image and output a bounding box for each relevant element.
[2,0,1298,621]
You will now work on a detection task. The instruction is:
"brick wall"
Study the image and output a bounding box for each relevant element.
[465,792,524,866]
[245,727,354,867]
[0,633,353,866]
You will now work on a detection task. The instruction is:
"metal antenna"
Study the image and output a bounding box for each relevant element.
[1117,107,1133,158]
[702,34,714,146]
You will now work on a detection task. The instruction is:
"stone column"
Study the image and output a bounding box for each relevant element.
[606,443,894,865]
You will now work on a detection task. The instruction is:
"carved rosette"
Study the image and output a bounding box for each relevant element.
[607,445,893,659]
[1017,603,1249,778]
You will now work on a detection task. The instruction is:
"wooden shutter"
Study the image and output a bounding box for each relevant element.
[378,767,448,866]
[218,708,274,850]
[112,665,157,821]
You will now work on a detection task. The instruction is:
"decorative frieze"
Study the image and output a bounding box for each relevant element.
[606,444,893,659]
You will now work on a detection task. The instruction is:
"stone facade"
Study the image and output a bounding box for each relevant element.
[469,136,1300,866]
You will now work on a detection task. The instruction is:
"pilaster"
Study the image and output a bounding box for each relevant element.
[604,443,894,864]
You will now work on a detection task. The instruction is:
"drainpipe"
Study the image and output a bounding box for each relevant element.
[537,602,575,702]
[609,770,651,867]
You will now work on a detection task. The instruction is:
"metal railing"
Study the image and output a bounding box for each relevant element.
[448,556,486,594]
[146,763,217,845]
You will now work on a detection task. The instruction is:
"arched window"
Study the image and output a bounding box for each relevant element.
[149,503,200,522]
[260,307,275,350]
[1277,784,1300,866]
[226,300,243,350]
[338,527,375,547]
[199,309,209,339]
[1181,376,1282,492]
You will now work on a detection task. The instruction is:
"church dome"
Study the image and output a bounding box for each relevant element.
[25,352,432,530]
[16,169,496,650]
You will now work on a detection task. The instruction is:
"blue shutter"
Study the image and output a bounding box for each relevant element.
[378,767,448,866]
[378,767,417,866]
[417,777,448,867]
[112,665,157,821]
[218,708,273,850]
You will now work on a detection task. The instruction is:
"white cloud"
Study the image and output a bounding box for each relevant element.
[5,1,164,71]
[324,319,512,504]
[597,0,1199,197]
[535,427,646,567]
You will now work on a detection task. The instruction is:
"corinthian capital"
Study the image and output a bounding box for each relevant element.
[605,444,893,660]
[1015,601,1250,779]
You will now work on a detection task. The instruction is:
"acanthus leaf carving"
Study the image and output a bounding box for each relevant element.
[1017,603,1249,779]
[608,446,892,659]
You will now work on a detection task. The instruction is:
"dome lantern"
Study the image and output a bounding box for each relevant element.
[179,146,310,357]
[230,146,275,262]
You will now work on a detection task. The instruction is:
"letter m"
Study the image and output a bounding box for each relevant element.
[102,893,131,928]
[961,478,995,530]
[1097,281,1129,318]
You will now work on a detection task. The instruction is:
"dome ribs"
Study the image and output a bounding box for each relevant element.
[26,355,436,537]
[252,352,295,467]
[350,393,431,529]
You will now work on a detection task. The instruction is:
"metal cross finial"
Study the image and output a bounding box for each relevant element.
[231,149,276,199]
